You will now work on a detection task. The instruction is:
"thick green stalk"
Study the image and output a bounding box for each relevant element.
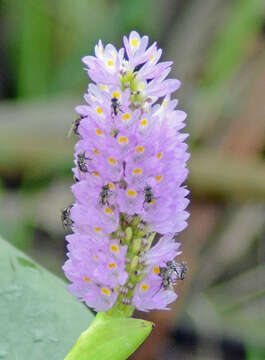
[64,313,153,360]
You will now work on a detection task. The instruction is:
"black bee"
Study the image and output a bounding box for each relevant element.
[77,152,91,173]
[61,205,73,229]
[99,184,111,206]
[68,117,82,137]
[166,260,188,281]
[159,261,188,290]
[111,97,123,117]
[144,185,154,204]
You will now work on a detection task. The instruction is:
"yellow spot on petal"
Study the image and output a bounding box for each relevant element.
[126,189,137,197]
[150,199,156,204]
[140,118,148,127]
[96,106,103,114]
[108,182,115,190]
[110,244,119,253]
[132,168,143,175]
[140,283,149,291]
[94,227,102,233]
[95,128,103,135]
[107,60,114,67]
[92,171,100,177]
[84,276,91,282]
[108,157,117,165]
[122,112,131,121]
[135,145,144,153]
[155,175,163,182]
[94,255,99,261]
[100,84,108,91]
[118,136,128,145]
[153,266,160,275]
[104,207,113,214]
[150,54,155,62]
[101,287,111,296]
[112,91,121,99]
[130,38,139,47]
[107,262,117,269]
[93,148,100,155]
[138,82,145,91]
[162,99,167,108]
[157,152,163,159]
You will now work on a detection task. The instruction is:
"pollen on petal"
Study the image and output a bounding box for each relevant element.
[155,175,163,182]
[110,244,119,253]
[118,136,129,145]
[92,171,100,177]
[95,128,103,135]
[107,60,115,67]
[96,106,103,114]
[126,189,137,197]
[104,207,113,214]
[101,287,111,296]
[135,145,144,153]
[107,262,117,269]
[152,266,160,275]
[112,91,121,99]
[108,182,115,189]
[108,157,117,165]
[132,168,143,175]
[140,118,148,126]
[84,276,91,282]
[93,148,100,155]
[122,113,131,121]
[157,152,163,159]
[100,84,108,91]
[140,283,149,291]
[130,38,139,48]
[94,226,102,232]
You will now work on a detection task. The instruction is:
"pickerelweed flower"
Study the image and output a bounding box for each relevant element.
[63,31,189,315]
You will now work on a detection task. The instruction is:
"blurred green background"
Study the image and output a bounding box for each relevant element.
[0,0,265,359]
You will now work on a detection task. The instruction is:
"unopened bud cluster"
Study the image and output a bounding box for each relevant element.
[63,31,189,313]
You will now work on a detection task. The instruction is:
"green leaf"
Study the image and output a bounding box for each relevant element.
[65,313,153,360]
[0,236,94,359]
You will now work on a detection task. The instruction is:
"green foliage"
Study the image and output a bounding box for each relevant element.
[202,0,265,88]
[0,237,94,359]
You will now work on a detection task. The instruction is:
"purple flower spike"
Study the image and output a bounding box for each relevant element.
[63,31,189,314]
